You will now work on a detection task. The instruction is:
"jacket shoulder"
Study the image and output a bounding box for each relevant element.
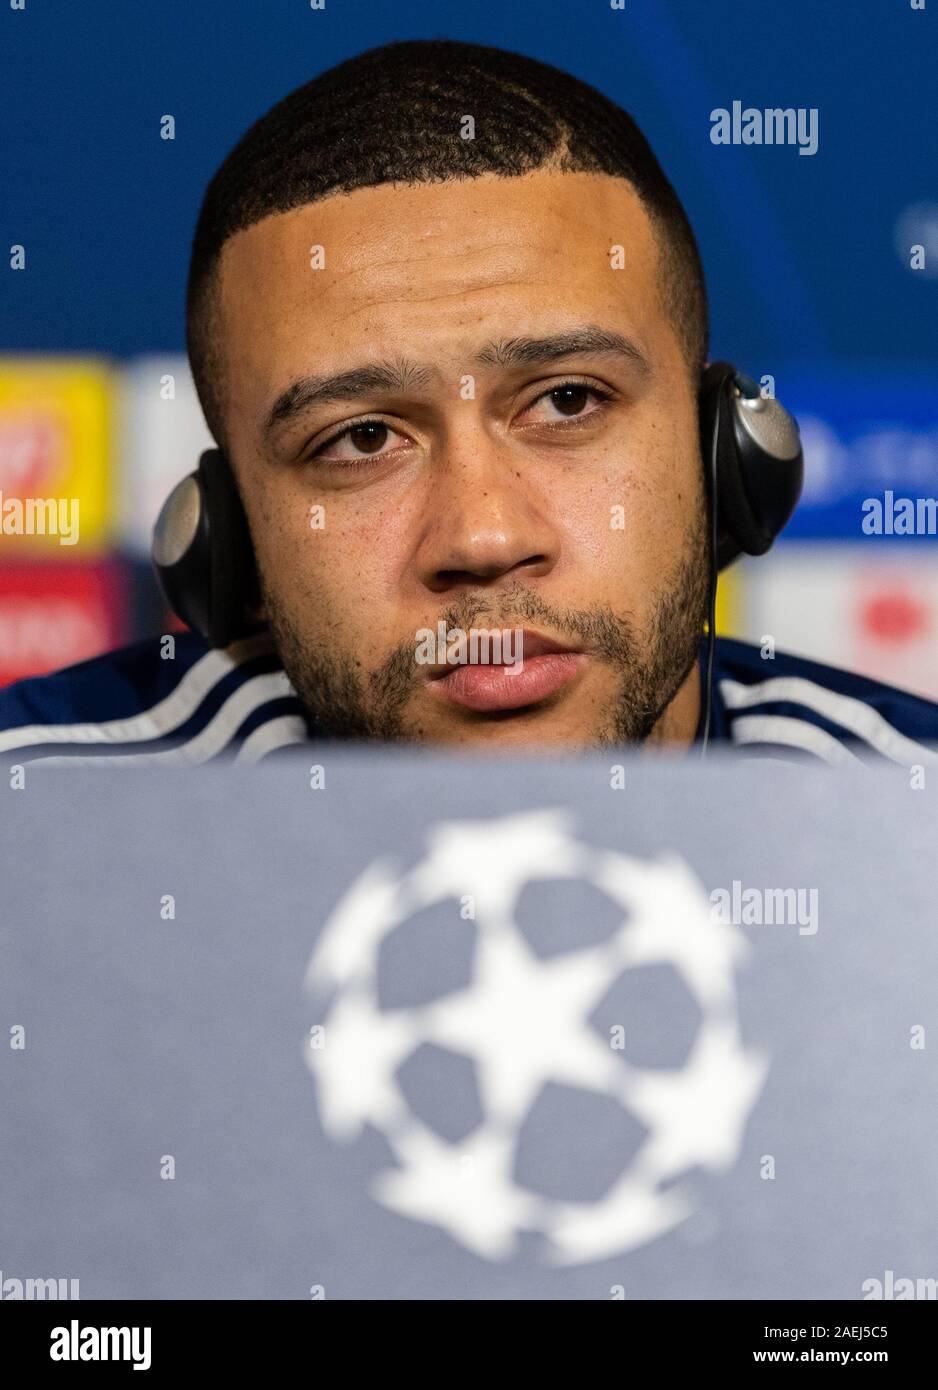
[0,633,213,730]
[0,631,299,761]
[714,637,938,749]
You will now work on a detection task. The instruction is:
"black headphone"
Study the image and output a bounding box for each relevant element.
[152,361,803,678]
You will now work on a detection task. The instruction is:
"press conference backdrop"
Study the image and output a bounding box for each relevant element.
[1,1,936,693]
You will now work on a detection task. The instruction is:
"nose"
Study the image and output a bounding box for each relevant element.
[412,425,560,597]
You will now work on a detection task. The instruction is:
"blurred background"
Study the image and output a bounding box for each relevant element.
[1,0,936,694]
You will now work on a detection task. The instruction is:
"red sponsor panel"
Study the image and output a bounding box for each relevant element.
[0,562,127,687]
[850,566,938,700]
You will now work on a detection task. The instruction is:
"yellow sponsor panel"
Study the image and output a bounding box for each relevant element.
[0,357,113,554]
[715,564,741,637]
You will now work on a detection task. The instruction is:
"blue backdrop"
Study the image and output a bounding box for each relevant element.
[2,0,936,371]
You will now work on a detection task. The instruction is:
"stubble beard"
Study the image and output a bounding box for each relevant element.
[261,507,710,749]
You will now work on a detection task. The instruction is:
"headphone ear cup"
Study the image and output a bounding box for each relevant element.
[152,449,258,647]
[699,362,804,570]
[197,449,259,647]
[152,469,213,639]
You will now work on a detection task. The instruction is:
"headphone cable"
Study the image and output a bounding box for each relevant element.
[699,380,722,758]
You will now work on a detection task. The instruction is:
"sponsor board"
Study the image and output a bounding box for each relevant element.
[737,544,938,701]
[0,358,114,553]
[0,561,127,686]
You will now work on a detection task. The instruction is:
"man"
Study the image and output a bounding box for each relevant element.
[2,40,936,766]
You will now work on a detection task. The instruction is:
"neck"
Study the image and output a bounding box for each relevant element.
[643,659,703,752]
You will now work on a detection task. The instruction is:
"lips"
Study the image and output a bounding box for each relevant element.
[425,629,587,713]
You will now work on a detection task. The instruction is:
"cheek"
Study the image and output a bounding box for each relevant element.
[248,480,400,636]
[558,412,701,601]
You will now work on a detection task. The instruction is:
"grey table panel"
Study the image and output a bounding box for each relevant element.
[0,755,935,1299]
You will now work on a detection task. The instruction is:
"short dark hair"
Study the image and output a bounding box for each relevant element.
[187,38,709,452]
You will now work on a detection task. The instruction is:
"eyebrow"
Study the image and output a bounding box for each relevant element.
[474,326,650,374]
[262,324,650,439]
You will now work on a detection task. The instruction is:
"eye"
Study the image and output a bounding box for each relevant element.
[516,380,613,427]
[311,418,412,464]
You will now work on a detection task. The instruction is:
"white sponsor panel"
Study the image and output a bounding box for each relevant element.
[117,355,214,555]
[737,545,938,701]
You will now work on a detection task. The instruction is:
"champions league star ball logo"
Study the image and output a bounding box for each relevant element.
[303,810,767,1265]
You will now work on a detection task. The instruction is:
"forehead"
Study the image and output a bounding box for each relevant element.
[215,170,668,405]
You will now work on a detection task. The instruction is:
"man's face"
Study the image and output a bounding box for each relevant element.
[214,169,708,749]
